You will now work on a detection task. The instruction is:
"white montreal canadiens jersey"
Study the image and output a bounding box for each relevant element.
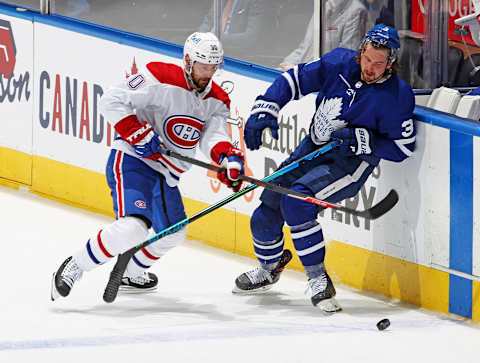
[99,62,231,187]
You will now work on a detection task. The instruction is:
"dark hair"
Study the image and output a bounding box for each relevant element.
[355,41,399,77]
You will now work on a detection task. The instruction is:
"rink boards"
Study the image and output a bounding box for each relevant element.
[1,4,479,321]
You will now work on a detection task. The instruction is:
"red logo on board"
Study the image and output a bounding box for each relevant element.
[0,19,16,78]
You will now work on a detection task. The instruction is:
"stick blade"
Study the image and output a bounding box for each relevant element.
[103,252,134,303]
[364,189,399,220]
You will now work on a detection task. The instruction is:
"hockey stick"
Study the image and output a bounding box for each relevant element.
[103,141,338,303]
[155,144,399,220]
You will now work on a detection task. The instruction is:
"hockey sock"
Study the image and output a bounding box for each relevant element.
[281,184,326,278]
[125,224,188,277]
[73,216,149,272]
[250,203,285,266]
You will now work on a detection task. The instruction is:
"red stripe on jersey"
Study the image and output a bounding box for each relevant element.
[142,247,160,260]
[114,151,125,217]
[157,153,185,174]
[97,230,114,258]
[146,62,189,91]
[205,81,230,109]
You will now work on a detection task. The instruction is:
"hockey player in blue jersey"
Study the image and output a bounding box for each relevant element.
[232,24,415,312]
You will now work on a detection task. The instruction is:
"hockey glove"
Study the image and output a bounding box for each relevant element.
[331,127,374,156]
[114,115,163,159]
[212,142,245,192]
[244,97,280,150]
[132,131,163,159]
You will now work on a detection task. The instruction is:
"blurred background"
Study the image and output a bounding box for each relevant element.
[8,1,480,90]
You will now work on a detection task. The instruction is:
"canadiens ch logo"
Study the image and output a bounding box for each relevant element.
[135,200,146,209]
[163,115,204,149]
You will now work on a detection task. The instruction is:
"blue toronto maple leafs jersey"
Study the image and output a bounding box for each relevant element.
[263,48,416,163]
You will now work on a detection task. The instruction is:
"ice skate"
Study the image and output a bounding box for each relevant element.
[119,271,158,293]
[308,271,342,313]
[51,256,83,301]
[232,249,292,294]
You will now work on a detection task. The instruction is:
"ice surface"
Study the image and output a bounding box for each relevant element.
[0,185,478,363]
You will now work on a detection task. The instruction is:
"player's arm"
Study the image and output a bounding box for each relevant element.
[331,89,416,162]
[262,59,326,107]
[201,106,245,192]
[244,58,327,150]
[369,87,416,162]
[99,70,165,159]
[330,116,416,162]
[371,115,416,162]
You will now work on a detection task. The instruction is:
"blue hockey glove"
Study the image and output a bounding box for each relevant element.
[132,129,163,159]
[244,98,280,150]
[331,127,374,155]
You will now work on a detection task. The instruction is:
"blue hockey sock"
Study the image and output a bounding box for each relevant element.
[281,184,326,278]
[250,203,285,266]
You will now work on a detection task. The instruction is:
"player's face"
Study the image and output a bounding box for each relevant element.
[360,44,392,84]
[191,61,218,91]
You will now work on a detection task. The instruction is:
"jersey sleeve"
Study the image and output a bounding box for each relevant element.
[262,49,351,108]
[199,104,232,163]
[372,85,416,162]
[262,59,326,107]
[98,65,165,128]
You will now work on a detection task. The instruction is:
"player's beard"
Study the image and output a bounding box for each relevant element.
[196,78,210,91]
[191,75,211,92]
[361,69,383,84]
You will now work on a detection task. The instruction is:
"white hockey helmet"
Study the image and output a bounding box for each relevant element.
[183,32,224,74]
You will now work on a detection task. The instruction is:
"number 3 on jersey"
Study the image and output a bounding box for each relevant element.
[401,119,414,137]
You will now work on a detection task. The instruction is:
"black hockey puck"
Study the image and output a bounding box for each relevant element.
[376,318,390,331]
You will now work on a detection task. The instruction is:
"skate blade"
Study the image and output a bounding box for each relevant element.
[118,285,158,294]
[315,297,342,313]
[50,272,61,301]
[232,284,273,295]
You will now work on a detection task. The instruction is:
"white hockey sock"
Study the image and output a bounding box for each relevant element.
[73,216,149,272]
[124,225,188,277]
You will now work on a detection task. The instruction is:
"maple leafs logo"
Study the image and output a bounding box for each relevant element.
[312,97,347,143]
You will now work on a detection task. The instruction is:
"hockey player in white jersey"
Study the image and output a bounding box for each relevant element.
[232,24,415,312]
[51,32,244,300]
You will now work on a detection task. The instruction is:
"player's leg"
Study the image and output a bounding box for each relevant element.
[232,182,293,294]
[283,158,375,312]
[233,203,292,294]
[280,183,339,312]
[51,150,156,300]
[232,138,322,294]
[121,174,187,292]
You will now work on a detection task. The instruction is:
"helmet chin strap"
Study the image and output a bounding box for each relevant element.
[184,60,200,90]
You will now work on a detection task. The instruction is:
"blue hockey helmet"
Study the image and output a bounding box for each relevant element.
[361,24,400,62]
